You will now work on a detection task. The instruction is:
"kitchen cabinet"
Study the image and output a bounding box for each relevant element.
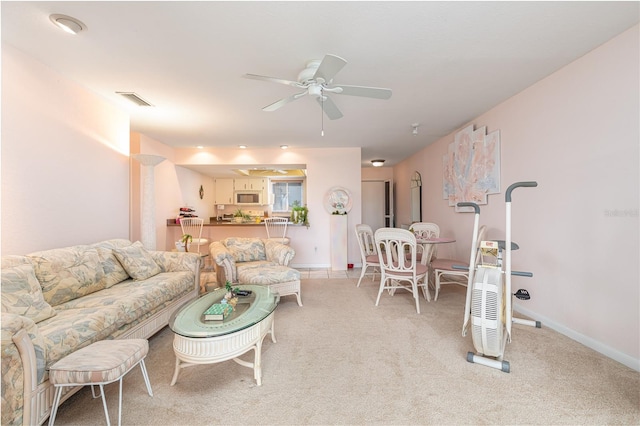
[233,178,265,191]
[214,178,234,204]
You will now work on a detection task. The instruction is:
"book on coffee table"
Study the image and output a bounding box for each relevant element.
[203,303,233,321]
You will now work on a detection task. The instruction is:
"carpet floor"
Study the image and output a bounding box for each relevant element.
[51,278,639,425]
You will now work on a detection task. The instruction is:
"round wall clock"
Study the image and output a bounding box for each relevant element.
[324,186,352,214]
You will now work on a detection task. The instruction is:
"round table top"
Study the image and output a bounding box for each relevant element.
[416,237,456,244]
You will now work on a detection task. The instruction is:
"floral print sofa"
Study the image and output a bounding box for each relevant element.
[1,239,200,426]
[209,237,302,306]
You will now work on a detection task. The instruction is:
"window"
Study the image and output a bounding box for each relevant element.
[272,180,303,212]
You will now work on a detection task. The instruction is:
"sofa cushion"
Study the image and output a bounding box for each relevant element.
[95,246,130,288]
[39,271,194,374]
[113,241,161,280]
[237,262,300,285]
[28,246,106,306]
[223,238,266,263]
[1,264,57,323]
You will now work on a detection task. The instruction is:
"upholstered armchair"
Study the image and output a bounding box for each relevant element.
[209,237,295,284]
[209,237,301,306]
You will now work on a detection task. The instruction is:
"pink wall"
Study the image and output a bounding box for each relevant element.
[394,26,639,370]
[1,44,130,254]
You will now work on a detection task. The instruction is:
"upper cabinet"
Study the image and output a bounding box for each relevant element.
[214,178,234,204]
[233,178,266,191]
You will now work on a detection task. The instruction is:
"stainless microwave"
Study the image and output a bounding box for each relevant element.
[235,191,262,205]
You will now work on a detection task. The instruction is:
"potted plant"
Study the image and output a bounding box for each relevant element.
[175,234,192,252]
[233,208,244,223]
[223,281,239,308]
[290,201,310,227]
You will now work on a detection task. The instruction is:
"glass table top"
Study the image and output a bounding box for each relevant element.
[169,284,279,338]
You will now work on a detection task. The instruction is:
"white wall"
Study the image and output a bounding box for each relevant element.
[1,44,130,255]
[130,133,215,250]
[394,26,639,370]
[144,146,362,268]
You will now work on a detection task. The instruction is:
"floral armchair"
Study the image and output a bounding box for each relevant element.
[209,237,295,284]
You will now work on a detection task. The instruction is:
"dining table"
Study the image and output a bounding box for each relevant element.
[415,237,456,266]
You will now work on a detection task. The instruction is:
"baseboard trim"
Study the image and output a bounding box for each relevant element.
[291,263,331,268]
[514,304,640,372]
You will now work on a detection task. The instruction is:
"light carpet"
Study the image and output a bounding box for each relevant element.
[51,278,639,425]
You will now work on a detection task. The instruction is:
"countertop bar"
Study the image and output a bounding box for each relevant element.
[167,219,296,227]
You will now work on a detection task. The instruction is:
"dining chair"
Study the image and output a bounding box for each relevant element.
[264,217,290,245]
[431,225,487,301]
[374,227,429,313]
[355,224,380,287]
[179,217,209,254]
[409,222,440,261]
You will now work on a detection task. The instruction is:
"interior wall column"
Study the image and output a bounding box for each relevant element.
[132,154,166,250]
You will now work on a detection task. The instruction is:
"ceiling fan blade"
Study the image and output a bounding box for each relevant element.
[316,95,343,120]
[313,54,347,84]
[333,84,392,100]
[263,91,307,111]
[244,73,300,87]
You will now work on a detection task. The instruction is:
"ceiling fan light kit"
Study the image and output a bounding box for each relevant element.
[244,54,392,122]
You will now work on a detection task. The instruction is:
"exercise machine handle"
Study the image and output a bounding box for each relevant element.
[506,181,538,202]
[456,202,480,213]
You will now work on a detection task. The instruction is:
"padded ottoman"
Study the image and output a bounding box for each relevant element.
[48,339,153,426]
[237,263,302,306]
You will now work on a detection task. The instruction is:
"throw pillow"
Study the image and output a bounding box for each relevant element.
[224,238,266,263]
[1,264,57,323]
[113,241,161,280]
[28,246,107,306]
[95,246,130,288]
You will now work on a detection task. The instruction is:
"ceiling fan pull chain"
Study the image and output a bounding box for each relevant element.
[321,87,325,136]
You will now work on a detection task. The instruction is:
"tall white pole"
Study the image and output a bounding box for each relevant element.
[132,154,165,250]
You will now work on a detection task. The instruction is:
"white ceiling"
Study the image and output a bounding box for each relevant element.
[2,1,638,169]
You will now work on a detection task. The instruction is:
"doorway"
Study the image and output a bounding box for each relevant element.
[362,180,393,232]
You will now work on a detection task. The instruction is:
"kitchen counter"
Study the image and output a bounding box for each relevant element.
[167,220,295,227]
[164,218,309,253]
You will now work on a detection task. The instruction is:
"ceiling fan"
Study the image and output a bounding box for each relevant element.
[243,54,392,120]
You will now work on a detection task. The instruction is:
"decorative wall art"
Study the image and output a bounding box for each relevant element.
[443,125,501,212]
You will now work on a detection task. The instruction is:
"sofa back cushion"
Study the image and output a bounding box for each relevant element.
[223,238,266,263]
[1,264,57,323]
[92,239,133,288]
[28,246,106,306]
[113,241,161,280]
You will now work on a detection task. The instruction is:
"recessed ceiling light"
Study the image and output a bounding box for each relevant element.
[239,145,247,149]
[280,145,288,150]
[49,14,86,34]
[371,159,385,167]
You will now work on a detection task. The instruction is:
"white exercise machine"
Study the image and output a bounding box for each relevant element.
[459,181,540,373]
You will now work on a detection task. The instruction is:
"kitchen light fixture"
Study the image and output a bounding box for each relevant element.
[371,159,385,167]
[49,14,86,34]
[116,92,153,107]
[412,123,420,136]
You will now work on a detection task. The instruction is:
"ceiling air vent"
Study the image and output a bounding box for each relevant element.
[116,92,153,107]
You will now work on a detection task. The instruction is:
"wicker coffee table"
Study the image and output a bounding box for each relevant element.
[168,285,279,386]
